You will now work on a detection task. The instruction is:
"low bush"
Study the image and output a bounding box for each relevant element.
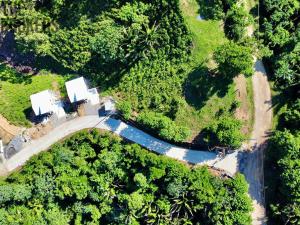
[137,111,190,142]
[117,100,132,120]
[205,116,245,149]
[214,41,254,78]
[224,5,252,41]
[281,99,300,132]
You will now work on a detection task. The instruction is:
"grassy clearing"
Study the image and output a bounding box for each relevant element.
[175,69,237,142]
[0,64,67,127]
[174,0,238,142]
[180,0,227,64]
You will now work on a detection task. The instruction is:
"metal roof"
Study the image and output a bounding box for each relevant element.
[30,90,55,116]
[65,77,89,103]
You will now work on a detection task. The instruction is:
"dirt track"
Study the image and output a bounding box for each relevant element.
[241,59,272,225]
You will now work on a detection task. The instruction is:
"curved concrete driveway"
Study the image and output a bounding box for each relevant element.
[0,115,239,176]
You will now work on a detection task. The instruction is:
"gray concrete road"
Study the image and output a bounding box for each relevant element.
[0,115,239,176]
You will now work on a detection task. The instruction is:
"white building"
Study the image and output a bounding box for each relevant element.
[65,77,99,105]
[30,90,65,118]
[30,90,56,116]
[104,99,116,113]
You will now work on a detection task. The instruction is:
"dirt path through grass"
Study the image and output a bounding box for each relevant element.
[234,74,254,136]
[242,59,272,225]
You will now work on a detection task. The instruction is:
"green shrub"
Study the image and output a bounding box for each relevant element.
[117,101,132,120]
[205,116,244,149]
[198,0,239,20]
[16,32,52,56]
[214,41,254,78]
[281,99,300,132]
[224,5,252,41]
[137,111,190,142]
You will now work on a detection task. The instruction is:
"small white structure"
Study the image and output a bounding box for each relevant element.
[0,140,3,154]
[65,77,99,105]
[88,88,100,105]
[0,140,4,162]
[30,90,66,118]
[65,77,89,103]
[30,90,56,116]
[104,99,116,114]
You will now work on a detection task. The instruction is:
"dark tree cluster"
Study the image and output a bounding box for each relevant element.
[261,0,300,89]
[199,0,253,41]
[6,0,191,74]
[0,130,252,225]
[260,1,300,224]
[267,129,300,224]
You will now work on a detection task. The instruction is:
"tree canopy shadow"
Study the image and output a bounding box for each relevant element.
[197,0,216,20]
[249,4,259,18]
[270,84,298,115]
[46,0,122,29]
[34,56,73,76]
[184,65,232,110]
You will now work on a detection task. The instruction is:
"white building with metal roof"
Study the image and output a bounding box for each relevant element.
[65,77,99,105]
[30,90,56,116]
[65,77,89,103]
[30,90,66,118]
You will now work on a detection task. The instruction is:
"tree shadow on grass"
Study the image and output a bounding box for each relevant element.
[184,65,232,110]
[197,0,220,20]
[249,4,259,18]
[270,84,298,115]
[34,56,73,76]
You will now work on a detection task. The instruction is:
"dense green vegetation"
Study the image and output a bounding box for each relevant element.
[137,111,190,142]
[224,5,253,41]
[0,130,252,224]
[261,0,299,89]
[260,0,299,224]
[265,96,300,224]
[0,0,256,147]
[267,130,300,224]
[0,64,67,126]
[214,41,254,78]
[204,116,245,149]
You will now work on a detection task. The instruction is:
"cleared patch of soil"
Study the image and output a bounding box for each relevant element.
[26,123,53,140]
[0,115,22,144]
